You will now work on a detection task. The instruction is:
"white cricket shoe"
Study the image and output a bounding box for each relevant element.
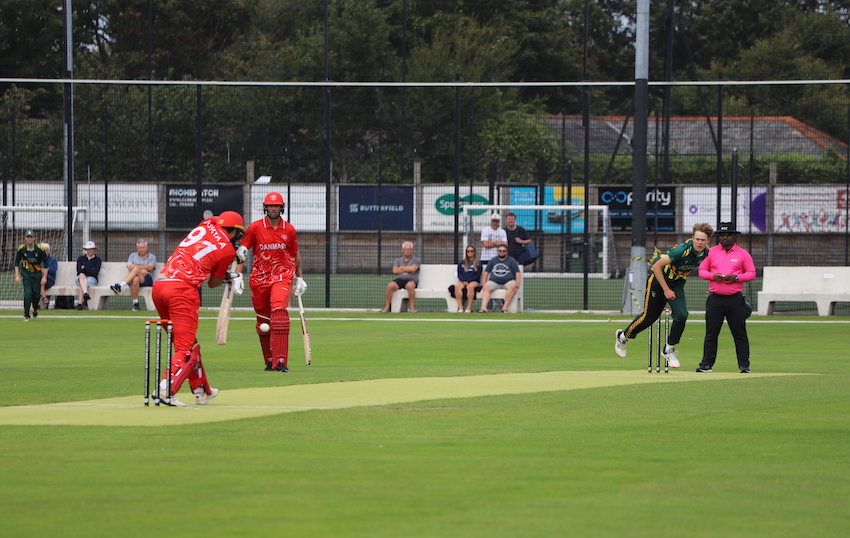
[614,330,628,358]
[662,344,680,368]
[195,388,219,405]
[168,395,187,407]
[152,392,186,407]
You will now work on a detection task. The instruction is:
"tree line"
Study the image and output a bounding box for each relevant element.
[1,0,849,185]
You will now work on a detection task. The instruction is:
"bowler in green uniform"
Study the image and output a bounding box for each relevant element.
[614,222,714,367]
[14,230,49,321]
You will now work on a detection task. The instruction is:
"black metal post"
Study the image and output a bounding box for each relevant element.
[63,0,75,260]
[454,74,461,261]
[731,150,738,226]
[103,107,110,259]
[377,108,384,274]
[323,0,332,307]
[716,74,724,227]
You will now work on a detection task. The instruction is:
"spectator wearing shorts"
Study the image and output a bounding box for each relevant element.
[110,239,157,310]
[479,246,521,313]
[382,241,420,312]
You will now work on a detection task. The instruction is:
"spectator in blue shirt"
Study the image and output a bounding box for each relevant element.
[454,245,482,313]
[479,247,522,313]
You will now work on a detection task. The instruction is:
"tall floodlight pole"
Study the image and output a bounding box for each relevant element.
[63,0,75,260]
[323,0,332,307]
[625,0,650,314]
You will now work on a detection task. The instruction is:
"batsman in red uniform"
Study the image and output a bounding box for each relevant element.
[152,211,246,406]
[238,192,305,372]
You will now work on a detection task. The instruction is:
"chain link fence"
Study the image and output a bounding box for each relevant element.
[2,81,849,313]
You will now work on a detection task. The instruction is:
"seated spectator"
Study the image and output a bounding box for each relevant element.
[382,241,420,313]
[76,241,102,310]
[453,245,482,313]
[110,239,157,311]
[40,242,58,308]
[479,246,522,313]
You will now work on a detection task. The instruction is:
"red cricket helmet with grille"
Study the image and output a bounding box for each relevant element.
[216,211,244,230]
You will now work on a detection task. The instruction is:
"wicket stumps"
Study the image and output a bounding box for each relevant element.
[647,309,671,373]
[144,319,173,406]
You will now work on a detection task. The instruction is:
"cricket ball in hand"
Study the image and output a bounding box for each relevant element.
[259,323,271,333]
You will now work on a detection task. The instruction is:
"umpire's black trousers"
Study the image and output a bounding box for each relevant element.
[701,292,750,371]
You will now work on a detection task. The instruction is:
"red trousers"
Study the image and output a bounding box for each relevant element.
[152,279,211,395]
[250,280,292,368]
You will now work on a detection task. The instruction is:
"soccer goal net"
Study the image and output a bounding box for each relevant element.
[461,204,617,279]
[0,206,90,305]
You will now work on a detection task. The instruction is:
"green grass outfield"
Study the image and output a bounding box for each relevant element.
[1,310,848,537]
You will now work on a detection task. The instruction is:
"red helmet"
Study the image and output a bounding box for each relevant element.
[216,211,244,230]
[263,192,284,206]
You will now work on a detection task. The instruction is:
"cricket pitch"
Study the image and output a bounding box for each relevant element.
[0,370,798,427]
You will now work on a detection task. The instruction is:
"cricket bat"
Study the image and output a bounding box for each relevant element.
[297,294,312,365]
[215,263,237,345]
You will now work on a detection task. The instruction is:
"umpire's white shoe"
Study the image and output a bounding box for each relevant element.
[662,344,680,368]
[195,388,219,405]
[614,330,628,358]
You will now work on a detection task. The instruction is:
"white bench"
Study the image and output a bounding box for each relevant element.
[757,266,850,316]
[390,263,523,313]
[49,261,163,311]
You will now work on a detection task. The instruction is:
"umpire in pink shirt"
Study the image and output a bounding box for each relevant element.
[696,222,757,373]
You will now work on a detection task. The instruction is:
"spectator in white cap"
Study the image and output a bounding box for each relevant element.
[75,241,102,310]
[480,211,507,263]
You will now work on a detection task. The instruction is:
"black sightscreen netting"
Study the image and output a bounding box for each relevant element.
[2,81,849,314]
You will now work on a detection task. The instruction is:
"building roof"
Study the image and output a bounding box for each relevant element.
[544,115,847,159]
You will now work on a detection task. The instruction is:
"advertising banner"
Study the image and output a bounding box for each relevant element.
[772,186,848,233]
[78,183,159,230]
[508,186,586,233]
[421,186,491,232]
[165,185,244,230]
[338,185,413,231]
[249,185,326,232]
[597,186,675,232]
[681,187,767,234]
[0,182,160,230]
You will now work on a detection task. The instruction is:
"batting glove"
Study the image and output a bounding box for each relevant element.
[225,272,244,295]
[232,274,244,295]
[293,277,307,297]
[235,245,248,264]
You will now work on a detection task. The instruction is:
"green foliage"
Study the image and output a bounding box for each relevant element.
[88,0,258,79]
[591,152,849,185]
[476,111,560,181]
[2,0,850,184]
[0,86,62,179]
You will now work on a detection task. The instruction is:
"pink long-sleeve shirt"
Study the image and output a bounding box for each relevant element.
[698,243,757,295]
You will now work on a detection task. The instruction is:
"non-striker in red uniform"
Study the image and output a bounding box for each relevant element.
[241,211,299,370]
[153,216,238,401]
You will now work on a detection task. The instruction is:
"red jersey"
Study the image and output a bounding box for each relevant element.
[241,216,299,285]
[162,218,237,288]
